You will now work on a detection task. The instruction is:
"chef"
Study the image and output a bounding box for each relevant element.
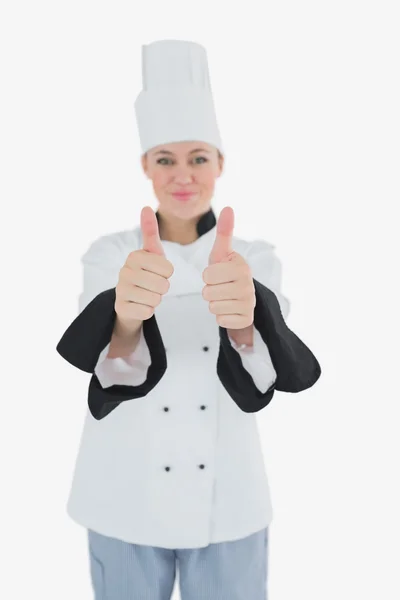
[57,39,321,600]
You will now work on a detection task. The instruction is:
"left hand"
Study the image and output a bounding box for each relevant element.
[202,207,256,344]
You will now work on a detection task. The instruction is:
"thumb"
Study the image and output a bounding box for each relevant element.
[141,206,165,256]
[209,206,235,265]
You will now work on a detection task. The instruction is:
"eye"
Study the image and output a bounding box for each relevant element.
[156,156,209,166]
[194,156,208,164]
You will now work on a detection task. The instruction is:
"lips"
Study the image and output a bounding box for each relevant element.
[172,192,196,200]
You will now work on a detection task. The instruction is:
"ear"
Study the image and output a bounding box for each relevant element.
[217,154,224,177]
[141,153,148,177]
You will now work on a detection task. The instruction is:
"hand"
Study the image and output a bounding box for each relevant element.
[202,207,256,343]
[114,206,174,330]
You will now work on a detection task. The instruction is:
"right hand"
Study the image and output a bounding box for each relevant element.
[114,206,174,330]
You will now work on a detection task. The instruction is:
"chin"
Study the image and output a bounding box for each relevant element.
[162,195,212,219]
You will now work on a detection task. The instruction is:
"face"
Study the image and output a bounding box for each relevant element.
[141,141,224,221]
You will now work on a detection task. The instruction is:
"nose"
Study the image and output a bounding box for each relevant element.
[172,165,194,184]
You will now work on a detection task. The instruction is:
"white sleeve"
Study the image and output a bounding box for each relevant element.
[94,324,152,389]
[78,234,125,313]
[228,326,277,393]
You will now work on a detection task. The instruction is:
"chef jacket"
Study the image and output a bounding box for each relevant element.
[56,208,321,549]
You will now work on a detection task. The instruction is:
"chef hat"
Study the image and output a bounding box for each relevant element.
[134,39,224,156]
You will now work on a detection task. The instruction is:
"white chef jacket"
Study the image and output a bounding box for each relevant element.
[93,226,278,392]
[58,215,320,549]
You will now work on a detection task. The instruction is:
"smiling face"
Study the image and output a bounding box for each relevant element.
[141,141,224,222]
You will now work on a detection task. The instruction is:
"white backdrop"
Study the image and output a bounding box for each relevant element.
[1,1,399,598]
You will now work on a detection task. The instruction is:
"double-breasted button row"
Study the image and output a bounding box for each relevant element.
[162,405,207,411]
[161,344,210,474]
[164,464,205,472]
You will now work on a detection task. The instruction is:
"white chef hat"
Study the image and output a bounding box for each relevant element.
[134,39,224,156]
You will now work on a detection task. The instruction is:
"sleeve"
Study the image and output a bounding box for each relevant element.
[228,327,277,394]
[56,235,167,420]
[217,240,321,413]
[94,324,152,388]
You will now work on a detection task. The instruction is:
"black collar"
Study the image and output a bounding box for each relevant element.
[155,207,216,239]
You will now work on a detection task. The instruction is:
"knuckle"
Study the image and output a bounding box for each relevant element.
[126,250,140,266]
[166,260,174,278]
[241,264,251,279]
[120,264,135,284]
[157,276,170,296]
[163,279,171,294]
[202,267,210,284]
[115,282,124,299]
[216,315,226,327]
[154,293,162,307]
[246,282,255,297]
[238,281,254,299]
[143,305,154,320]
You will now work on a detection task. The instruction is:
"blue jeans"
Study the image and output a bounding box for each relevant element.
[88,527,269,599]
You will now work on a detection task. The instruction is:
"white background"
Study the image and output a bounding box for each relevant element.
[1,1,399,598]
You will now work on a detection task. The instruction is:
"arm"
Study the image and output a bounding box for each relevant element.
[228,326,277,394]
[56,236,167,420]
[94,321,151,388]
[217,240,321,412]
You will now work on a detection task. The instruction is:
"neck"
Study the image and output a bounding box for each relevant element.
[157,212,199,245]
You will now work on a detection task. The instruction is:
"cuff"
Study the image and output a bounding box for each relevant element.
[252,278,321,391]
[94,325,152,389]
[216,278,321,413]
[228,327,277,393]
[56,288,167,420]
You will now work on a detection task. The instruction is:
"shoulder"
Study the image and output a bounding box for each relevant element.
[234,235,290,318]
[232,235,277,260]
[82,226,141,266]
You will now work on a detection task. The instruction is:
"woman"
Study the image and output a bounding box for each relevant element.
[57,40,321,600]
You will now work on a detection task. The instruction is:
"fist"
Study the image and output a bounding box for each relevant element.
[202,206,256,336]
[115,206,174,327]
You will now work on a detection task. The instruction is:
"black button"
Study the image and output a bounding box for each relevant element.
[163,407,169,412]
[198,464,205,469]
[200,405,207,410]
[165,466,171,472]
[202,346,209,352]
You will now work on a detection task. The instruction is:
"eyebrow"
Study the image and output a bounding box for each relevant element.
[152,148,211,156]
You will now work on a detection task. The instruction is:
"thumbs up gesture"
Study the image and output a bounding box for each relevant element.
[202,207,256,343]
[114,206,174,329]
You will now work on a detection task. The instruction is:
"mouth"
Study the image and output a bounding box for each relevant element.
[172,192,197,201]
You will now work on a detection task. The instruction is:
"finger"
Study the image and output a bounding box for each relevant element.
[209,206,234,265]
[119,284,162,308]
[141,206,165,256]
[216,314,252,329]
[120,265,170,295]
[116,299,154,322]
[203,261,247,285]
[202,280,250,302]
[125,252,174,280]
[208,299,250,316]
